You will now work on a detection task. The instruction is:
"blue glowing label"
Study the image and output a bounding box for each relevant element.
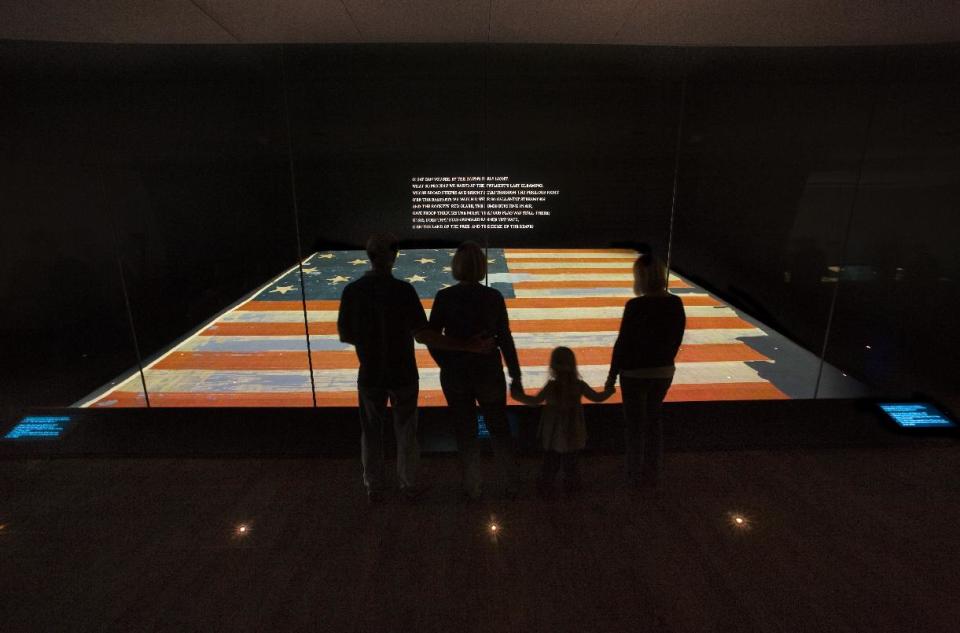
[4,415,74,440]
[878,403,955,429]
[478,414,490,438]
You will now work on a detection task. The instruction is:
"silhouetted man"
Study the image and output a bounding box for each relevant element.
[337,234,487,504]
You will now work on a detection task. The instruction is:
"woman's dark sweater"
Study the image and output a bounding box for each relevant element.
[608,294,686,380]
[427,282,522,380]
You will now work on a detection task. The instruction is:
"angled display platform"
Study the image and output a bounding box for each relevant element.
[78,248,867,409]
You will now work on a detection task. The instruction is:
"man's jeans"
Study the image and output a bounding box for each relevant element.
[439,366,518,496]
[358,382,420,492]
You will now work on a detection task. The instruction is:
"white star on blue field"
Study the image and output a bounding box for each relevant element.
[256,249,515,301]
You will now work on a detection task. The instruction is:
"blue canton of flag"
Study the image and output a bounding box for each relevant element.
[253,248,514,302]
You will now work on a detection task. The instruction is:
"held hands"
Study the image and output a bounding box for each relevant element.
[509,379,525,400]
[602,376,617,399]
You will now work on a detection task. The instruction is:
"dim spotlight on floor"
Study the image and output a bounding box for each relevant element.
[487,516,501,542]
[727,512,752,531]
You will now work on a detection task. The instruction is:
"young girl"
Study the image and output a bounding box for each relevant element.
[512,346,615,496]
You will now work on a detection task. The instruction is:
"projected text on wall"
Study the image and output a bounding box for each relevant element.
[411,176,559,231]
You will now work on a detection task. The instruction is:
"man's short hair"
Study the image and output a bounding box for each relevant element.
[366,233,399,268]
[451,241,487,283]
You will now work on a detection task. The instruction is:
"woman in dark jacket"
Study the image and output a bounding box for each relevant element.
[427,242,522,499]
[605,253,686,488]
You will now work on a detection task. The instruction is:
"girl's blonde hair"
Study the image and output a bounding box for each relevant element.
[549,346,581,406]
[633,253,668,295]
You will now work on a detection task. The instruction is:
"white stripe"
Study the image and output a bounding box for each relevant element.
[503,329,764,347]
[178,335,321,349]
[106,361,769,394]
[217,305,738,323]
[679,329,763,344]
[219,311,324,323]
[177,335,346,352]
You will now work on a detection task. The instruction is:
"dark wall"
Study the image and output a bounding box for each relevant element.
[1,41,958,410]
[284,45,680,251]
[824,51,960,396]
[673,48,880,390]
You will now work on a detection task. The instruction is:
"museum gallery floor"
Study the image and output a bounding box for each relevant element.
[79,249,863,407]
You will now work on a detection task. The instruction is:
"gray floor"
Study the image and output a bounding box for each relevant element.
[2,445,957,632]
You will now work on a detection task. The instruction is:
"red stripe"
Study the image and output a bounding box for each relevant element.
[202,316,752,337]
[153,343,769,371]
[663,382,788,401]
[504,248,638,254]
[505,316,754,332]
[506,295,720,307]
[503,256,638,263]
[514,279,688,289]
[517,267,635,275]
[203,323,320,336]
[238,300,342,311]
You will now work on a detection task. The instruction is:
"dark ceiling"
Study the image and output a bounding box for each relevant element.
[2,0,959,46]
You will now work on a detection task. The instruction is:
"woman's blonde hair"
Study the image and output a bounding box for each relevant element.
[549,346,581,406]
[451,241,487,282]
[633,253,668,295]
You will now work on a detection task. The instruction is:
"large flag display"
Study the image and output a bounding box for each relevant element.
[80,248,815,408]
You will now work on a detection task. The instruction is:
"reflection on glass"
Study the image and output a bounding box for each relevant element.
[672,52,878,399]
[1,42,144,411]
[826,61,960,400]
[19,44,950,410]
[79,46,308,408]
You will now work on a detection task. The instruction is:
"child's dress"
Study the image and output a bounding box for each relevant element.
[536,380,590,453]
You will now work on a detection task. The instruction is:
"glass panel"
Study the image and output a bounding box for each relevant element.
[284,44,486,406]
[0,41,144,412]
[81,45,308,408]
[825,47,960,400]
[482,46,680,403]
[672,49,877,400]
[283,45,682,407]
